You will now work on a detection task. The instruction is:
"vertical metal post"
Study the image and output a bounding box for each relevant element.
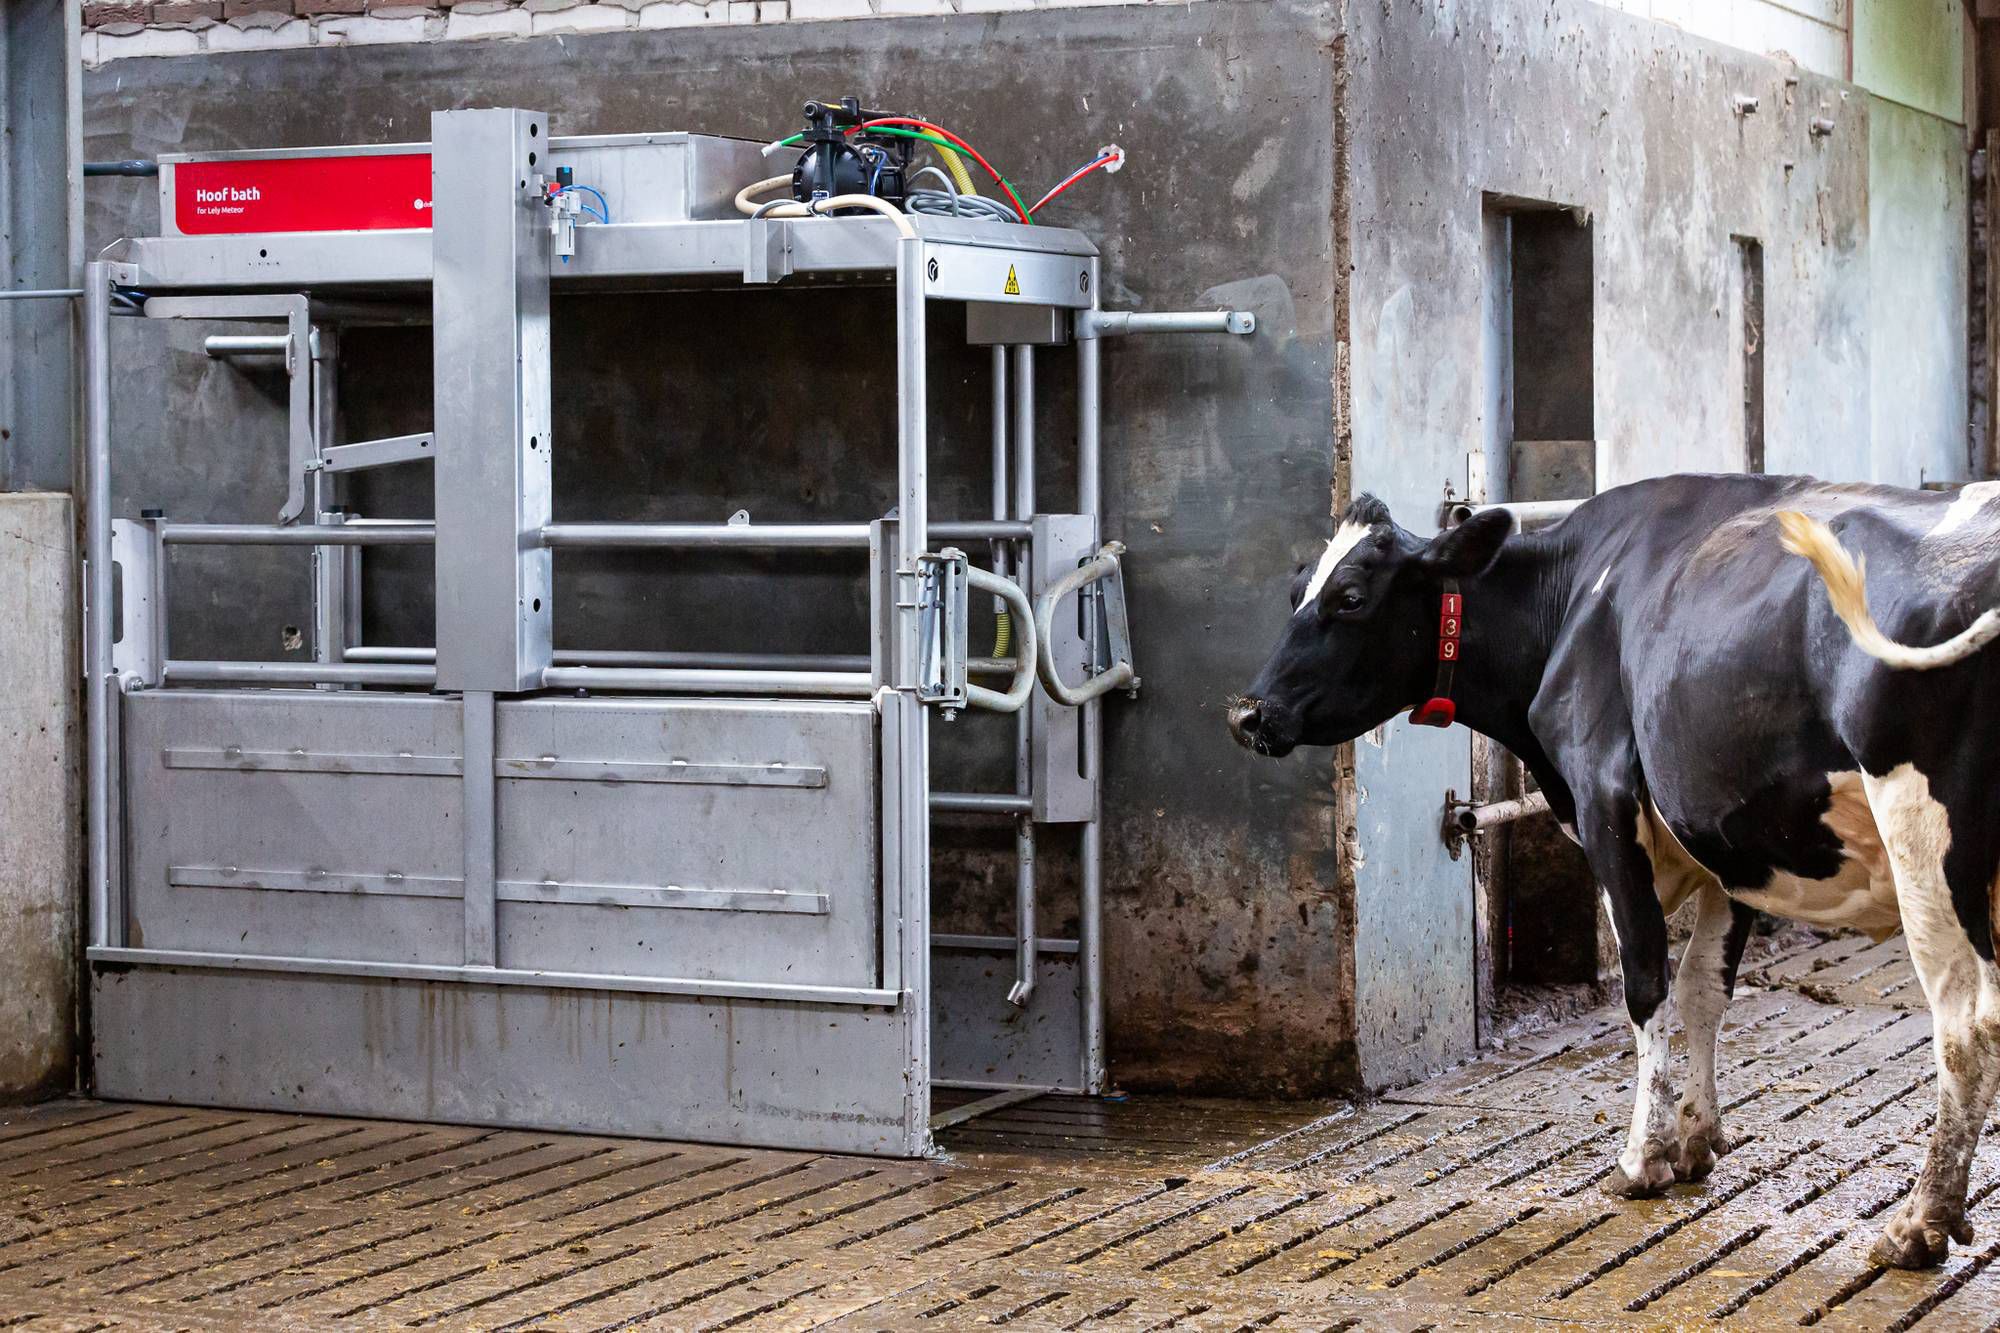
[83,261,114,949]
[1011,344,1035,521]
[431,108,554,693]
[311,324,345,681]
[1007,344,1039,1008]
[990,345,1010,581]
[893,232,932,1150]
[313,509,348,689]
[1077,266,1107,1092]
[462,690,497,967]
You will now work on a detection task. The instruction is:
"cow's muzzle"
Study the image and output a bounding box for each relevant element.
[1227,698,1295,757]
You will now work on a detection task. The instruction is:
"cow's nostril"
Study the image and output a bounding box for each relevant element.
[1228,700,1263,744]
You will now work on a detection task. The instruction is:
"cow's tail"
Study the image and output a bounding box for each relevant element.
[1776,510,2000,670]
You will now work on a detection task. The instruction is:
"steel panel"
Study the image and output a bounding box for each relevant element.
[122,690,466,964]
[1030,514,1097,822]
[492,697,880,987]
[91,964,921,1155]
[430,108,552,693]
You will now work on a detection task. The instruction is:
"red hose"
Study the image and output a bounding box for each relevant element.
[850,117,1033,223]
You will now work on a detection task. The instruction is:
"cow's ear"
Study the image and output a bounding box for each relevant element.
[1419,509,1512,579]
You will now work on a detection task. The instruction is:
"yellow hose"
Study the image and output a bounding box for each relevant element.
[992,610,1012,659]
[934,146,978,197]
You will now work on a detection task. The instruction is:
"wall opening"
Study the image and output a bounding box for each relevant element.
[1736,236,1766,473]
[1475,199,1602,1036]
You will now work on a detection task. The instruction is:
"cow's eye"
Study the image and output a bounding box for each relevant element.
[1337,588,1365,612]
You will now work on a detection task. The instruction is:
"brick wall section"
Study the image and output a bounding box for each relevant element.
[84,0,1178,63]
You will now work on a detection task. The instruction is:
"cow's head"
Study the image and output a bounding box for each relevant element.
[1227,495,1512,756]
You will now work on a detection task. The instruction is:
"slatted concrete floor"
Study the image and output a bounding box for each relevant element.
[3,934,1998,1330]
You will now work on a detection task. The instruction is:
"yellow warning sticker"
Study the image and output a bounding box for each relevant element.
[1003,264,1021,296]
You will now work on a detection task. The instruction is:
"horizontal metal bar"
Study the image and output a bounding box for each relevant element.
[542,522,873,549]
[1077,309,1255,339]
[1437,498,1585,531]
[161,523,436,546]
[315,432,435,474]
[0,287,83,301]
[932,1077,1082,1094]
[345,646,876,673]
[930,791,1033,815]
[501,880,828,914]
[934,520,1032,541]
[166,865,831,914]
[85,160,159,177]
[541,665,873,697]
[204,334,290,358]
[172,866,460,898]
[932,933,1081,955]
[165,746,460,776]
[929,1086,1047,1131]
[163,660,437,687]
[1453,790,1552,833]
[87,947,896,1006]
[497,757,827,788]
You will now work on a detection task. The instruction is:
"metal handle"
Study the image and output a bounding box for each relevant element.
[1035,542,1134,706]
[963,566,1037,713]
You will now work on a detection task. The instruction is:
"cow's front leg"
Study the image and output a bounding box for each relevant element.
[1671,885,1756,1181]
[1581,792,1677,1199]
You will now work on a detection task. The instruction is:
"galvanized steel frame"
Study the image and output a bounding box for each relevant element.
[84,113,1121,1151]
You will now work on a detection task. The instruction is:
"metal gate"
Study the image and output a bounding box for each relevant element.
[82,108,1250,1155]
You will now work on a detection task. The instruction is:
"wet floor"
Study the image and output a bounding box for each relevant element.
[2,932,1995,1330]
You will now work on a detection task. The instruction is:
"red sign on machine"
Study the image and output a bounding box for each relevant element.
[173,153,435,235]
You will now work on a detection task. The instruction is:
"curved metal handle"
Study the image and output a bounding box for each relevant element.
[963,565,1038,713]
[1035,542,1135,707]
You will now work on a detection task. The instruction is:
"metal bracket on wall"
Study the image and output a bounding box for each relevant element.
[1442,786,1551,860]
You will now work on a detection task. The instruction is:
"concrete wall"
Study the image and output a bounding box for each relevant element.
[83,0,1353,1095]
[1340,0,1968,1085]
[0,494,80,1100]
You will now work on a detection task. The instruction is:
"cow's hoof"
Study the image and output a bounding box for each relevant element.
[1602,1156,1675,1200]
[1674,1132,1717,1183]
[1870,1206,1973,1270]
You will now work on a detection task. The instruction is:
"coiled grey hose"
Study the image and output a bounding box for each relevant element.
[904,166,1021,224]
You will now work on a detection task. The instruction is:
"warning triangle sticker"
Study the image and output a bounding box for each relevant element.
[1003,265,1021,296]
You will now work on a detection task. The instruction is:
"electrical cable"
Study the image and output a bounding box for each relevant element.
[906,190,1019,224]
[1028,149,1123,216]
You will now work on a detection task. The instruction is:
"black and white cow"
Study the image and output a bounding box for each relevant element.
[1229,474,2000,1268]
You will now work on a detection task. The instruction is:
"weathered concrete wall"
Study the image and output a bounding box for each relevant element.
[83,0,1352,1094]
[0,494,80,1100]
[1341,0,1966,1086]
[1870,95,1972,482]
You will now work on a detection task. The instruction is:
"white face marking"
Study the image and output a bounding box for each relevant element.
[1592,566,1610,594]
[1296,520,1374,618]
[1929,480,2000,538]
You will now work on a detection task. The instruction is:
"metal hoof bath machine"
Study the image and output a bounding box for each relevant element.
[82,105,1252,1155]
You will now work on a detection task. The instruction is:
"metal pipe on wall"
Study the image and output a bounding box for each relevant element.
[84,262,114,951]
